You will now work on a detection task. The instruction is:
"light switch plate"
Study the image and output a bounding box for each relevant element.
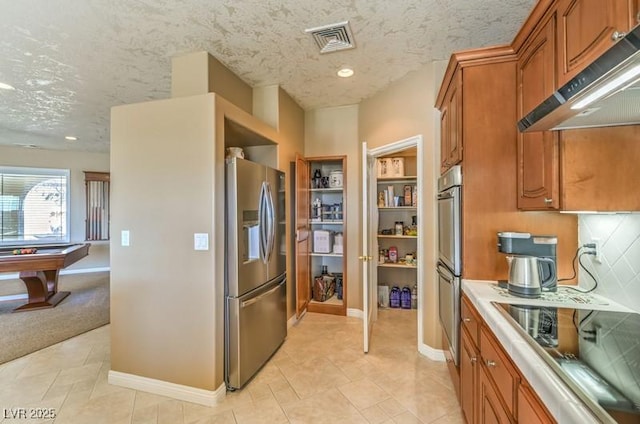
[194,233,209,251]
[121,230,130,247]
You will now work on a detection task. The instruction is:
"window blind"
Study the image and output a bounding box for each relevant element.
[0,166,70,245]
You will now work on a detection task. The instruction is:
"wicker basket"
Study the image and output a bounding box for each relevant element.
[312,275,336,302]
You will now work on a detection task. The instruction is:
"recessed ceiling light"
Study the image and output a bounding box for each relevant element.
[0,82,16,90]
[65,136,78,141]
[337,67,354,78]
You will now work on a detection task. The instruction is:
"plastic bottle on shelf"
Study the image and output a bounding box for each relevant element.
[389,286,401,308]
[388,246,398,263]
[401,286,412,309]
[313,198,322,220]
[313,169,322,188]
[411,284,418,309]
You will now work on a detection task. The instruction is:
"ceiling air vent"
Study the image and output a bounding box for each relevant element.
[305,21,355,54]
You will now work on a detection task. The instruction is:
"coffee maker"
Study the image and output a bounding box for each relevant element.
[497,232,558,297]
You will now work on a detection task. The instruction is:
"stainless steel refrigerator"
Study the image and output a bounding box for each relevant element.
[225,157,287,390]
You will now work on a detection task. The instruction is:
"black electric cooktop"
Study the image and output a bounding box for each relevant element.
[494,302,640,424]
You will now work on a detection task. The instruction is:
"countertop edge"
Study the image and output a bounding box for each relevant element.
[462,279,604,424]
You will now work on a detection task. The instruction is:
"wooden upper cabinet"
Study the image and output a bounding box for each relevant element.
[560,125,640,211]
[556,0,631,87]
[439,71,463,173]
[440,96,450,172]
[517,14,560,210]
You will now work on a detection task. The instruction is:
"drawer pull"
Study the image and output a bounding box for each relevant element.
[486,360,496,367]
[544,198,553,204]
[612,30,626,41]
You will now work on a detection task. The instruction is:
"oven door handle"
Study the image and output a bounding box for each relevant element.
[437,191,454,200]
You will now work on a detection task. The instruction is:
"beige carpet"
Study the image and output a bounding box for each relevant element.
[0,271,109,364]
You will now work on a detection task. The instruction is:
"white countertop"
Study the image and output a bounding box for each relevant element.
[462,280,633,424]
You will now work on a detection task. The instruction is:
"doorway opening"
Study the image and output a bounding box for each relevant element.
[362,135,424,353]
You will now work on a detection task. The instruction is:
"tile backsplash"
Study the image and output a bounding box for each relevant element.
[579,214,640,311]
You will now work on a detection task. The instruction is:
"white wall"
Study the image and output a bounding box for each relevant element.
[579,214,640,311]
[0,145,110,271]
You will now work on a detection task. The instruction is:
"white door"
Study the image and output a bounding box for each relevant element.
[362,142,376,353]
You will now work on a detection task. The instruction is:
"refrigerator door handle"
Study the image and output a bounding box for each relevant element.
[258,181,268,263]
[240,278,285,308]
[265,182,276,263]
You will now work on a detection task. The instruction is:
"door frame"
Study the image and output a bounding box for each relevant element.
[364,134,425,350]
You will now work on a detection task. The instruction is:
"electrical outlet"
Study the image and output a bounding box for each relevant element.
[592,237,602,263]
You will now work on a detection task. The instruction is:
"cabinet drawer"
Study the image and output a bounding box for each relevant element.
[480,326,519,416]
[461,295,481,346]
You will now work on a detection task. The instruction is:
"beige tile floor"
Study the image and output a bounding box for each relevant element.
[0,309,464,424]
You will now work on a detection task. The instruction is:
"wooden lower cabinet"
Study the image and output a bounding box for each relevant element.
[461,328,479,424]
[480,327,519,417]
[459,294,556,424]
[518,384,555,423]
[479,366,512,424]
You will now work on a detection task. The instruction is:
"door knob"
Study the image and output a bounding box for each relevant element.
[486,360,496,367]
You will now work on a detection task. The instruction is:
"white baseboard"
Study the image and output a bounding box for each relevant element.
[0,293,27,301]
[108,370,226,407]
[347,308,364,319]
[0,266,110,281]
[61,266,110,275]
[419,343,446,362]
[287,314,298,328]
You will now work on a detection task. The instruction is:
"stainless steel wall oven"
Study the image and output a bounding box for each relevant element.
[437,165,462,365]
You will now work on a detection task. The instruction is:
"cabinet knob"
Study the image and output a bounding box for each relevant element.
[486,360,496,367]
[471,357,477,364]
[358,255,372,261]
[544,198,553,204]
[463,317,471,323]
[612,31,626,41]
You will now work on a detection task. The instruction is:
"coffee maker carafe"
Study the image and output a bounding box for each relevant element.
[507,255,556,298]
[497,232,558,298]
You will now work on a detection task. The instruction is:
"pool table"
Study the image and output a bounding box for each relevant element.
[0,243,91,312]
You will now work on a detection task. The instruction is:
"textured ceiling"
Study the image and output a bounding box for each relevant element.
[0,0,536,153]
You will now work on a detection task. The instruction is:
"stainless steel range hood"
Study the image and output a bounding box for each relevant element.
[518,24,640,132]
